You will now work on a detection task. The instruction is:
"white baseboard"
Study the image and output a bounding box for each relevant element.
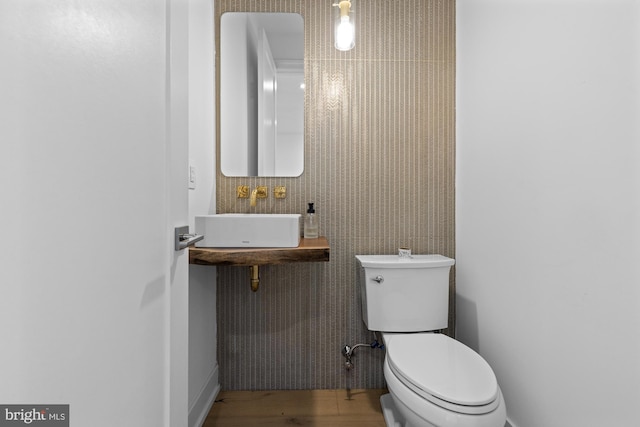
[189,365,220,427]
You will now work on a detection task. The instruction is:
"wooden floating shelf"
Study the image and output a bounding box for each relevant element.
[189,237,330,267]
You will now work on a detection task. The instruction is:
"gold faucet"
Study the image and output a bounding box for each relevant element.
[249,186,267,207]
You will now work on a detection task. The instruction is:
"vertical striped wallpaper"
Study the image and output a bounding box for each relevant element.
[215,0,456,390]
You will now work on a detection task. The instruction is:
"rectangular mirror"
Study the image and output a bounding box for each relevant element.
[220,12,304,177]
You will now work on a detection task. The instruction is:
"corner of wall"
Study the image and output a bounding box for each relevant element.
[187,0,218,421]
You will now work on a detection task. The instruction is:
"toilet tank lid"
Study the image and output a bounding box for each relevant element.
[356,254,455,268]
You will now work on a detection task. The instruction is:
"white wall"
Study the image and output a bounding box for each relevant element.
[187,0,219,426]
[168,1,191,424]
[456,1,640,426]
[0,1,191,425]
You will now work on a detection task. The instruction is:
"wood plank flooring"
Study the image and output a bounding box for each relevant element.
[203,389,388,427]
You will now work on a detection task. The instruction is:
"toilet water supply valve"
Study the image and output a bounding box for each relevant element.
[342,334,385,370]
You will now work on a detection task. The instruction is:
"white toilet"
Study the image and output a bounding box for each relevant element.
[355,254,506,427]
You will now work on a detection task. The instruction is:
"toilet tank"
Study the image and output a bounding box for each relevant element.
[355,255,455,332]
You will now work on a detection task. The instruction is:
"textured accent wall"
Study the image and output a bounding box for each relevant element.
[215,0,455,390]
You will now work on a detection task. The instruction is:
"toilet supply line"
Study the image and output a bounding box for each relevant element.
[342,332,385,370]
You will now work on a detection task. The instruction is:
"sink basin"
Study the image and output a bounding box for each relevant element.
[194,214,301,248]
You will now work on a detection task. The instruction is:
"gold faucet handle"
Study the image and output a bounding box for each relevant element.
[237,185,249,198]
[274,186,287,199]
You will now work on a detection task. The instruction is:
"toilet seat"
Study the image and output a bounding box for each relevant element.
[384,333,500,415]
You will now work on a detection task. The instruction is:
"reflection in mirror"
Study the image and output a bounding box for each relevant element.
[221,13,304,177]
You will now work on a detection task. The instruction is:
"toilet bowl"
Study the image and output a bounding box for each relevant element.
[355,254,506,427]
[381,333,506,427]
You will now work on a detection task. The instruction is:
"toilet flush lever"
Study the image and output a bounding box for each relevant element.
[373,275,384,283]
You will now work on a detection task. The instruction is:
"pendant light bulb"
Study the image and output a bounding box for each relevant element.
[335,1,355,51]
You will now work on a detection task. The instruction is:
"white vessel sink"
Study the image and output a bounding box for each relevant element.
[194,214,301,248]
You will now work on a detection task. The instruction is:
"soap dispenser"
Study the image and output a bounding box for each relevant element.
[304,202,319,239]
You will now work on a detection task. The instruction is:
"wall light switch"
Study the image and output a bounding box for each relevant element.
[189,164,196,189]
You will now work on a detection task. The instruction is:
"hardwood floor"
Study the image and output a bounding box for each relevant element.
[203,388,388,427]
